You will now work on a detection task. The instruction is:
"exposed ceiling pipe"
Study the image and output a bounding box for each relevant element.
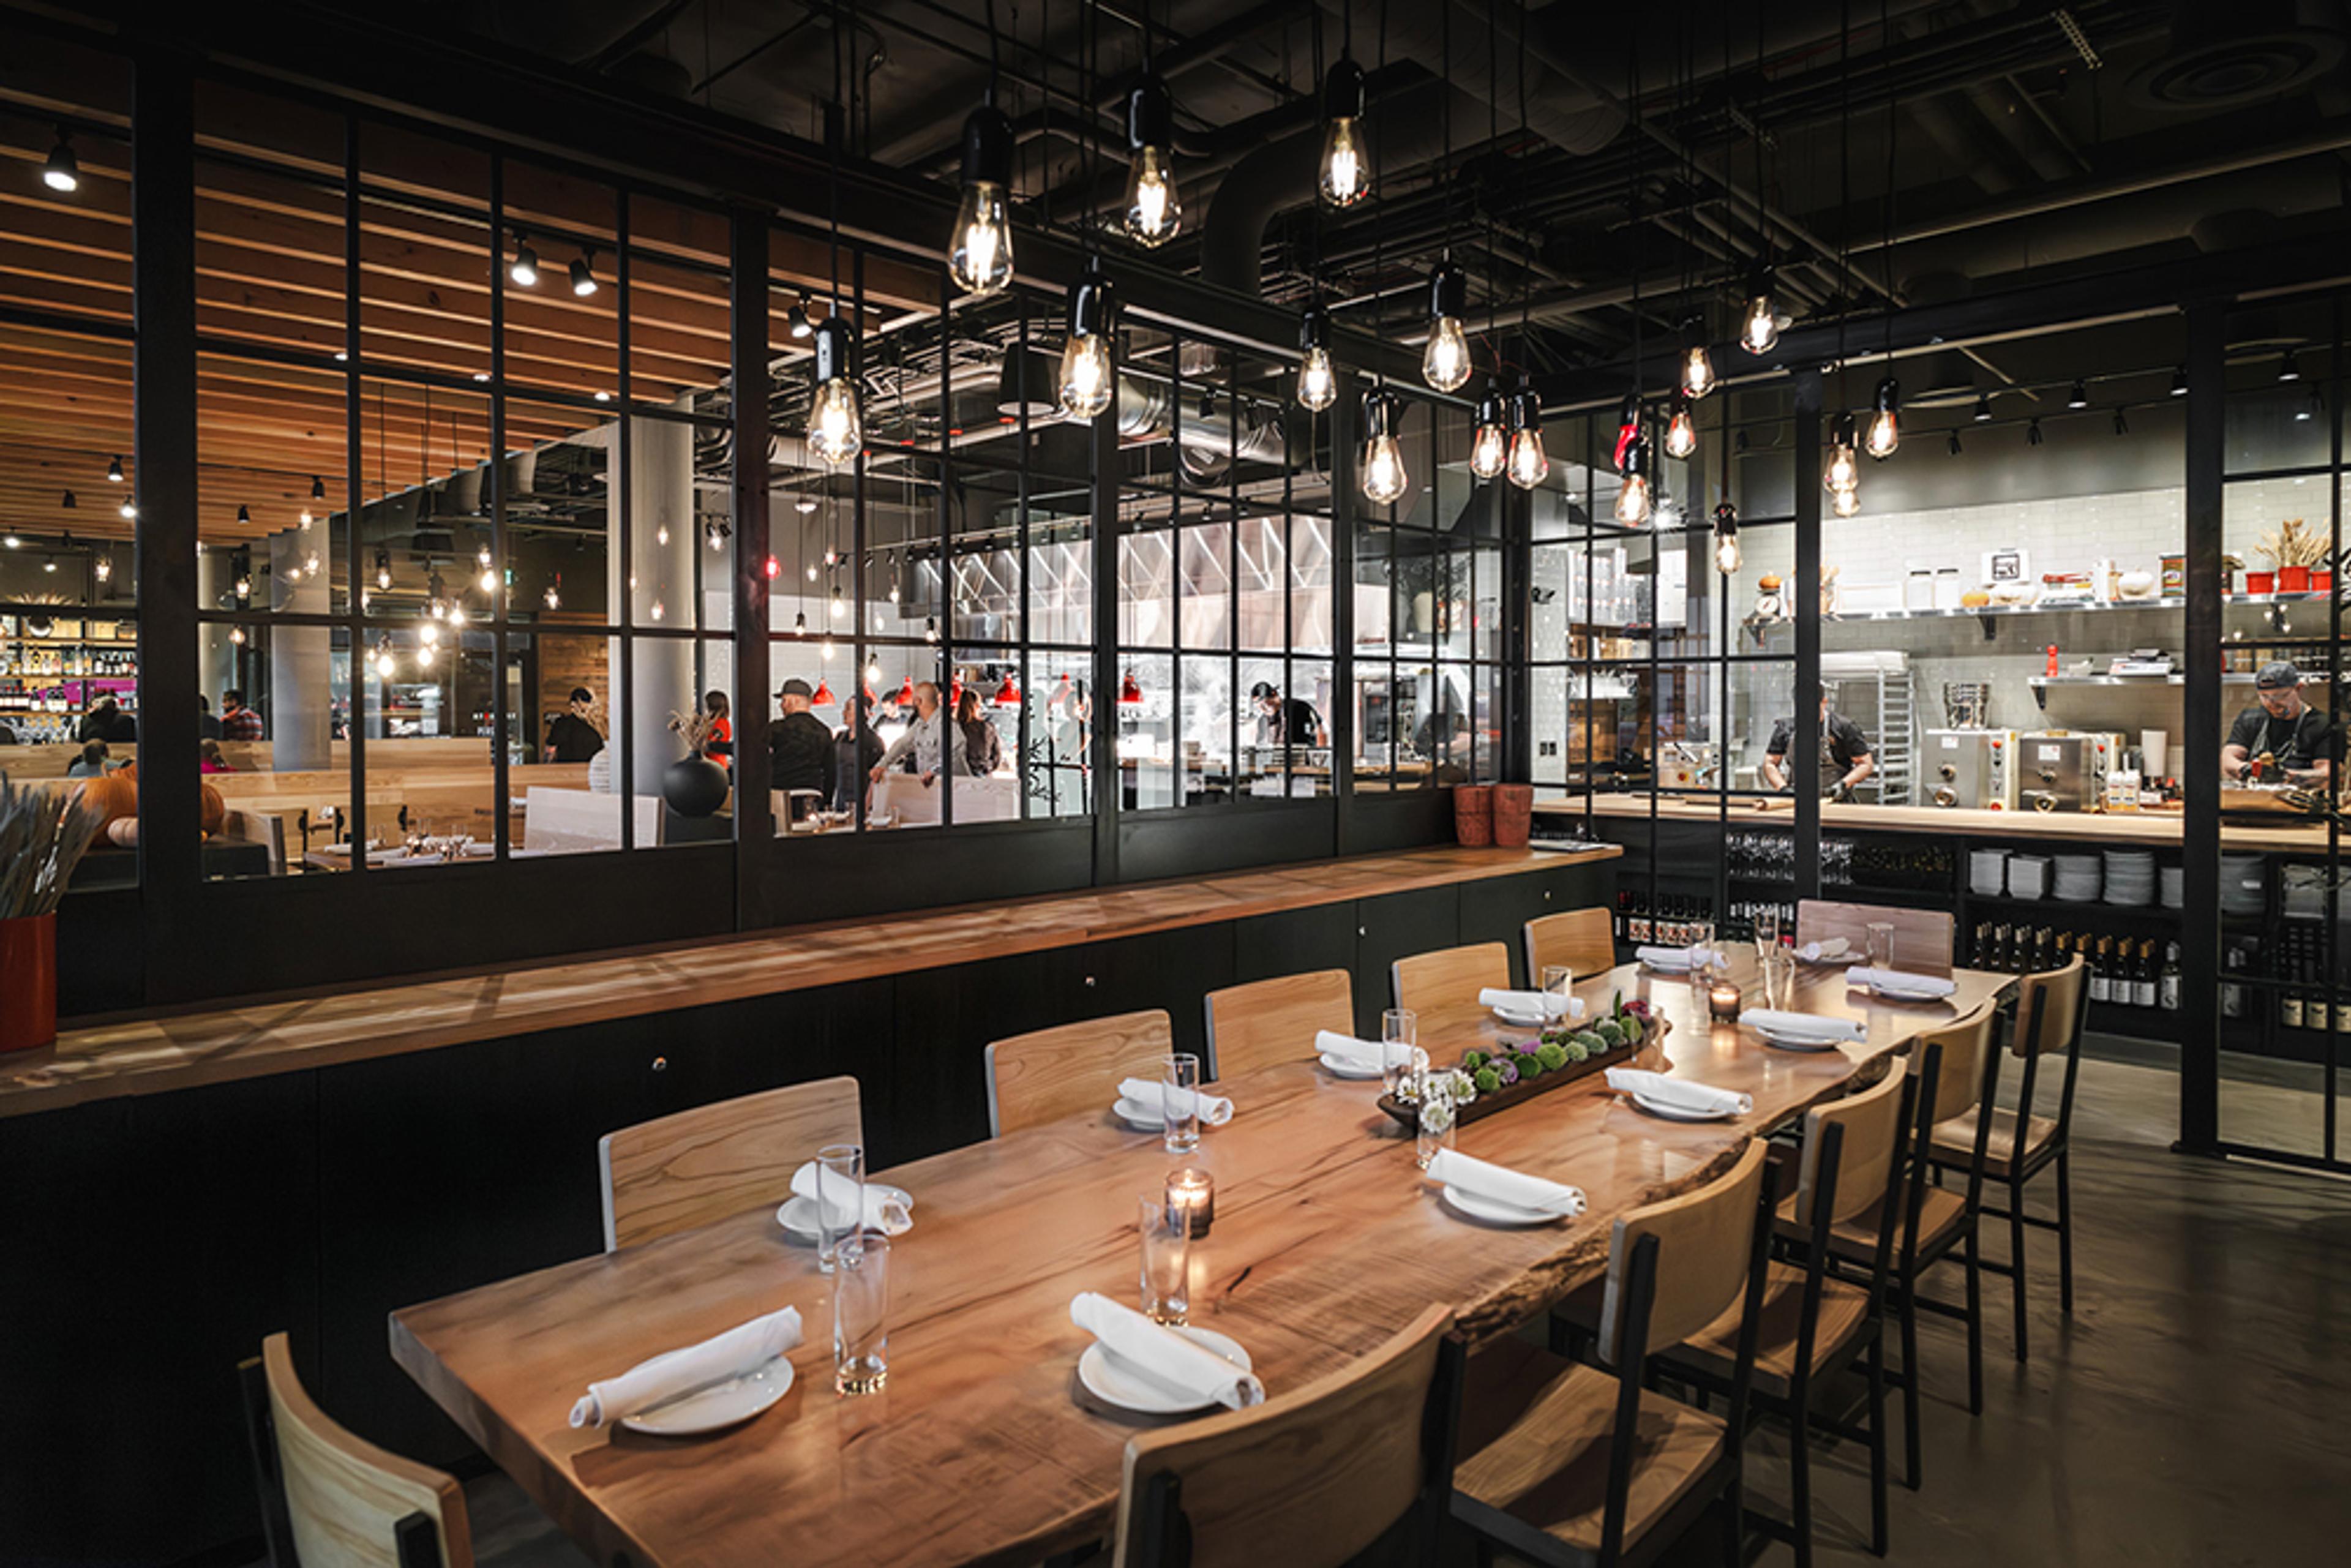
[1308,0,1624,160]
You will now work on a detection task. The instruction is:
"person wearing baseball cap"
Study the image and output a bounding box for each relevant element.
[2224,660,2340,786]
[770,678,836,797]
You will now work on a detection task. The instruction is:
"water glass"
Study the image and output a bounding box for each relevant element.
[831,1232,890,1395]
[1539,966,1574,1020]
[1381,1008,1419,1095]
[1866,921,1896,972]
[1162,1052,1202,1155]
[813,1142,864,1275]
[1138,1196,1191,1326]
[1762,949,1799,1010]
[1413,1069,1458,1171]
[1755,906,1781,953]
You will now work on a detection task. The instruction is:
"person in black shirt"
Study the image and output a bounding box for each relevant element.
[1761,687,1876,798]
[2224,660,2340,787]
[1250,681,1325,746]
[542,686,606,763]
[198,696,223,741]
[770,678,836,797]
[832,692,886,812]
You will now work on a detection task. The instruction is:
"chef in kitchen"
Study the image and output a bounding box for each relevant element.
[2222,659,2341,787]
[1761,685,1877,800]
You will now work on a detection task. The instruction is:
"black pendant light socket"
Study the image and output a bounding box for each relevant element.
[1068,263,1118,339]
[1323,55,1367,121]
[1298,304,1332,355]
[1619,430,1650,480]
[1127,73,1174,151]
[1618,392,1643,429]
[1361,388,1398,441]
[1427,260,1466,322]
[1831,411,1858,448]
[1873,375,1900,416]
[961,103,1015,189]
[1474,383,1506,432]
[812,317,855,385]
[1511,383,1544,435]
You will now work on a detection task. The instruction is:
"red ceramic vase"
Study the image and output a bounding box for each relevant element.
[0,912,58,1055]
[1491,784,1534,847]
[1453,784,1494,847]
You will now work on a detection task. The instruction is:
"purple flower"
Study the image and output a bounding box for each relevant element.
[1496,1059,1520,1086]
[1514,1040,1542,1056]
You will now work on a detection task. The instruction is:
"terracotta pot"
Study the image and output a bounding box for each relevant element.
[2280,565,2312,592]
[1491,784,1534,847]
[2315,569,2335,592]
[2246,570,2276,595]
[1453,784,1494,847]
[0,913,58,1056]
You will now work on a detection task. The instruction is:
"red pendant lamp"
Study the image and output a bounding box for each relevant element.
[950,678,964,707]
[1119,670,1143,704]
[894,675,915,706]
[811,676,835,707]
[994,671,1022,705]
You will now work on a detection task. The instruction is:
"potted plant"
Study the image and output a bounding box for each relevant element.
[0,775,103,1054]
[2257,519,2327,594]
[662,708,731,817]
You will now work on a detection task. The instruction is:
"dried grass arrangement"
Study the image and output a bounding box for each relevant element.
[0,774,102,919]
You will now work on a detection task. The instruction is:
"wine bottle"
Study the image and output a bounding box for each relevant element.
[2089,937,2110,1003]
[2160,941,2181,1012]
[2132,939,2157,1008]
[2282,931,2304,1029]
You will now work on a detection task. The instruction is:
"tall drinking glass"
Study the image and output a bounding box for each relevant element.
[1867,921,1896,973]
[1414,1069,1457,1171]
[1539,966,1574,1021]
[813,1142,864,1275]
[1755,906,1780,955]
[1138,1197,1191,1326]
[831,1233,890,1395]
[1762,948,1799,1010]
[1162,1052,1202,1155]
[1381,1008,1419,1095]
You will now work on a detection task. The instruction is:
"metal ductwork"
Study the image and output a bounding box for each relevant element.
[1114,371,1290,484]
[2126,0,2349,110]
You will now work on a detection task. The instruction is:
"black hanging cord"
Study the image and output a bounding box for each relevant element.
[985,0,1002,103]
[1517,0,1531,375]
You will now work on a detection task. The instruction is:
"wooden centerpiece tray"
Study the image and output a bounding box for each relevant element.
[1378,1007,1671,1129]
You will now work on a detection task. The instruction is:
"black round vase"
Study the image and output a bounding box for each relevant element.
[662,754,729,817]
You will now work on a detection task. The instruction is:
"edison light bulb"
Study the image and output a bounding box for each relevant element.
[1123,145,1179,247]
[1832,486,1861,518]
[417,643,437,668]
[1298,347,1337,411]
[1824,441,1859,494]
[1506,426,1549,490]
[1865,407,1899,459]
[1320,116,1367,207]
[1682,344,1716,399]
[375,648,396,678]
[1422,315,1471,392]
[1615,473,1652,525]
[1741,290,1779,355]
[419,620,440,647]
[1059,332,1114,419]
[1471,418,1507,480]
[1361,432,1408,505]
[1715,530,1742,574]
[810,376,861,464]
[949,181,1012,296]
[1665,407,1698,460]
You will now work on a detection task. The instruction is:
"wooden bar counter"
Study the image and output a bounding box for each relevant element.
[1542,789,2334,852]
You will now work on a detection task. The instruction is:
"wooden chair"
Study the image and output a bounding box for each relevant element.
[1390,942,1512,1037]
[1927,955,2087,1364]
[1793,900,1955,975]
[597,1076,863,1252]
[241,1332,473,1567]
[1111,1304,1463,1568]
[1453,1140,1775,1567]
[1523,907,1617,990]
[986,1009,1172,1136]
[1899,1005,2004,1416]
[1201,970,1352,1083]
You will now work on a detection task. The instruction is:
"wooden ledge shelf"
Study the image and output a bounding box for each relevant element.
[0,844,1618,1120]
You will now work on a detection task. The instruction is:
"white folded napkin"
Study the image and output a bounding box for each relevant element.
[569,1306,803,1428]
[1847,967,1957,998]
[788,1163,913,1236]
[1477,987,1585,1021]
[1425,1147,1587,1218]
[1070,1291,1264,1409]
[1117,1077,1235,1125]
[1603,1067,1754,1117]
[1637,943,1709,970]
[1798,937,1851,962]
[1738,1009,1867,1043]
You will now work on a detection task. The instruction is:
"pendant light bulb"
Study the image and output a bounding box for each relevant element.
[1832,485,1862,518]
[1318,58,1370,208]
[375,644,397,679]
[1614,471,1652,527]
[1505,384,1550,490]
[1711,502,1741,576]
[1469,384,1508,481]
[1739,267,1780,355]
[1420,263,1471,392]
[1663,397,1698,461]
[1120,75,1180,247]
[808,318,863,464]
[1359,391,1409,505]
[94,554,112,583]
[950,103,1016,296]
[1057,265,1117,420]
[1680,321,1717,399]
[1296,306,1337,411]
[1824,412,1860,493]
[1865,375,1900,459]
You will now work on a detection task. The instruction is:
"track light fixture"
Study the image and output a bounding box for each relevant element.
[2170,366,2188,397]
[508,232,539,288]
[950,99,1015,296]
[236,503,250,524]
[2027,417,2044,446]
[1948,430,1963,456]
[1057,263,1117,420]
[2114,408,2131,435]
[1680,320,1716,400]
[1318,56,1369,208]
[1824,412,1859,494]
[1121,72,1180,247]
[1711,501,1741,576]
[119,498,135,520]
[2279,350,2302,383]
[808,318,863,463]
[569,249,598,297]
[42,127,77,193]
[60,489,75,509]
[1663,393,1697,461]
[2067,378,2089,409]
[1359,390,1409,505]
[789,298,814,340]
[1469,381,1507,481]
[1295,304,1337,411]
[1421,261,1470,392]
[1973,394,1993,423]
[1865,376,1900,459]
[106,455,123,483]
[1739,266,1780,355]
[1505,380,1550,491]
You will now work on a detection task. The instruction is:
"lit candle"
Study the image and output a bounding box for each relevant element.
[1166,1168,1215,1239]
[1708,981,1743,1022]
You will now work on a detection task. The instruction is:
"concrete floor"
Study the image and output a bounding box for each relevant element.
[460,1055,2351,1567]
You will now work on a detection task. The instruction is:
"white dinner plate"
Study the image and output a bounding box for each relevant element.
[1629,1090,1736,1123]
[1858,983,1949,1004]
[618,1351,795,1436]
[1113,1097,1166,1131]
[1751,1024,1848,1052]
[1319,1046,1426,1081]
[776,1184,915,1243]
[1077,1326,1254,1415]
[1439,1184,1567,1227]
[1490,1005,1550,1028]
[1798,951,1864,967]
[1641,958,1697,975]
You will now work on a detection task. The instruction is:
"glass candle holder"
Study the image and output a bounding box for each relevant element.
[1708,980,1743,1021]
[1166,1168,1215,1239]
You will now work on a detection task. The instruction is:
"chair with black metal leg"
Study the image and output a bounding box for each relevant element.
[1450,1139,1776,1568]
[1902,1005,2005,1419]
[1927,955,2087,1363]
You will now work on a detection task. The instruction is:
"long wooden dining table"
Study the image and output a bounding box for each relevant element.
[391,951,2013,1567]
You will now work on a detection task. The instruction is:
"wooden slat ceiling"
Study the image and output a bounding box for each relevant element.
[0,73,940,548]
